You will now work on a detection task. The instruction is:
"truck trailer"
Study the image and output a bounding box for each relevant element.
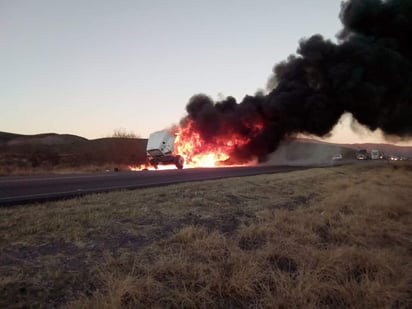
[370,149,384,160]
[146,130,184,169]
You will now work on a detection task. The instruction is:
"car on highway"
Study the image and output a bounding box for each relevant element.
[332,153,343,160]
[356,149,369,160]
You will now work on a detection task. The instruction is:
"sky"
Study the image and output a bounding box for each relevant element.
[1,0,408,144]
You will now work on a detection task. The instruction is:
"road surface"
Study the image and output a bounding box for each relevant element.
[0,165,311,206]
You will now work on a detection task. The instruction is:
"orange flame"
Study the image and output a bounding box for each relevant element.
[174,119,262,168]
[129,119,264,171]
[128,164,176,171]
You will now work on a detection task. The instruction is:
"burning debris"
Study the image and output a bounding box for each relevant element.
[172,0,412,167]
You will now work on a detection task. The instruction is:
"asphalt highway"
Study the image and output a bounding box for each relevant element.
[0,165,308,206]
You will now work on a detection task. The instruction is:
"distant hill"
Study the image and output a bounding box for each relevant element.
[0,131,148,170]
[0,132,87,147]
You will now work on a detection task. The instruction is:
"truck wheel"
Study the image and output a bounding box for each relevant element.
[174,155,184,169]
[149,159,158,169]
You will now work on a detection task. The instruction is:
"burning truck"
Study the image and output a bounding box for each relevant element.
[146,130,184,169]
[133,0,412,171]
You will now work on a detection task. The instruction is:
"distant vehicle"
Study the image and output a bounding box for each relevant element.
[356,149,369,160]
[146,130,184,169]
[388,155,399,161]
[332,153,343,160]
[370,149,381,160]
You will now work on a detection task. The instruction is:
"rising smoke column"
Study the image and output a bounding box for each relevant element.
[181,0,412,162]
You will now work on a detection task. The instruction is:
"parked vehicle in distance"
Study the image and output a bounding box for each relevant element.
[388,155,399,161]
[332,153,343,160]
[356,149,369,160]
[370,149,384,160]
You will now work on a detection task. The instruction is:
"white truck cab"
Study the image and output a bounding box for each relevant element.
[146,130,184,169]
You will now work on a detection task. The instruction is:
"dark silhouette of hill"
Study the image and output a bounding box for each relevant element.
[0,132,148,170]
[0,132,87,147]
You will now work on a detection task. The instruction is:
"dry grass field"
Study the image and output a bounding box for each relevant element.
[0,162,411,308]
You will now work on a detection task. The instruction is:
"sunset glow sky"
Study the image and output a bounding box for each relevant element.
[1,0,409,145]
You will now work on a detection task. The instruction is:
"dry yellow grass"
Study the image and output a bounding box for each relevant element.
[0,162,411,308]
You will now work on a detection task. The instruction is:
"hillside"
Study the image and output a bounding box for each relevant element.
[0,132,148,172]
[0,132,87,147]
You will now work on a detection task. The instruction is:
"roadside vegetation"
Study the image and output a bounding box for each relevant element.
[111,128,139,139]
[0,162,411,308]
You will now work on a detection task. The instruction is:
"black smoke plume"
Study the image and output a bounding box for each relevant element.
[182,0,412,162]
